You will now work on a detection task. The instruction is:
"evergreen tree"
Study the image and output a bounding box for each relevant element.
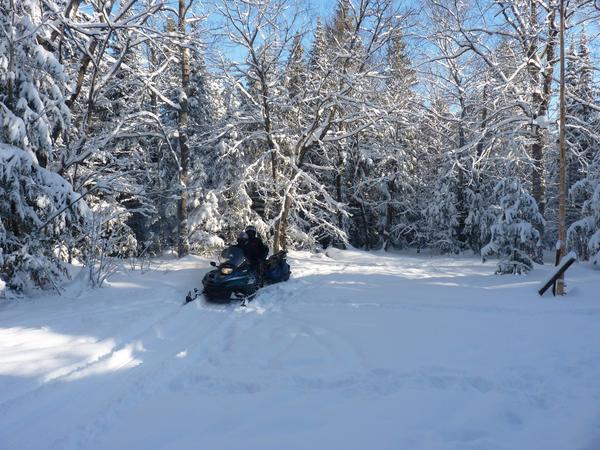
[567,154,600,264]
[482,177,545,274]
[186,47,223,252]
[0,0,70,168]
[285,34,306,102]
[0,0,89,294]
[0,144,88,293]
[421,93,463,253]
[375,27,420,250]
[309,18,328,71]
[566,34,599,227]
[330,0,353,45]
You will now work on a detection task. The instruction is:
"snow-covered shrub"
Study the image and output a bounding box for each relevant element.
[80,200,137,288]
[481,177,545,274]
[568,156,600,266]
[0,144,88,294]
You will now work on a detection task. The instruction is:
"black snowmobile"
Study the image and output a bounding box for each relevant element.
[199,246,291,303]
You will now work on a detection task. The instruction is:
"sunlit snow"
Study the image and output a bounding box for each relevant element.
[1,249,599,450]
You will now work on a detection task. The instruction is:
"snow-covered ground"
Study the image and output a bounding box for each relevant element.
[1,249,599,450]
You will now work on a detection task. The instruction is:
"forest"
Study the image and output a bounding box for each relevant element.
[1,0,599,294]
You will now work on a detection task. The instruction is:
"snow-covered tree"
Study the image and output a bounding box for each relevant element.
[212,0,410,251]
[0,0,70,168]
[482,177,545,274]
[343,23,420,251]
[567,154,600,265]
[425,169,460,253]
[565,34,600,226]
[0,1,90,294]
[0,144,87,293]
[2,0,599,293]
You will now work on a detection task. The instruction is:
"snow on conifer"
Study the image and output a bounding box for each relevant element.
[0,0,70,168]
[0,144,87,294]
[425,172,460,253]
[481,177,545,274]
[568,155,600,266]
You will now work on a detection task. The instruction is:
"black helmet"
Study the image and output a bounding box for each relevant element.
[237,231,249,245]
[245,225,257,238]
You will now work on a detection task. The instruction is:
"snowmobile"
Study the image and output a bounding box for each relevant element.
[198,246,291,303]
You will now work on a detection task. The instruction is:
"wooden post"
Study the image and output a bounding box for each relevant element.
[552,241,561,296]
[556,0,567,295]
[539,252,576,296]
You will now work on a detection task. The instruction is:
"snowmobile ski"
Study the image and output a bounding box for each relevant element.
[235,291,257,307]
[184,288,202,305]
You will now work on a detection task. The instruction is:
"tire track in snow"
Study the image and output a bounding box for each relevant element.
[0,295,242,450]
[46,300,271,450]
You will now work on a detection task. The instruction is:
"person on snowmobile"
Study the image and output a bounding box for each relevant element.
[235,231,249,248]
[244,225,269,286]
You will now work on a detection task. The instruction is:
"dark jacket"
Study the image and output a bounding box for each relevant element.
[243,237,269,262]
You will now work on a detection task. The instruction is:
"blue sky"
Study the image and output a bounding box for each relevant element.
[205,0,341,63]
[312,0,334,18]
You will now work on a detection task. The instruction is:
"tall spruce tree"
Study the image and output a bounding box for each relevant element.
[566,34,599,227]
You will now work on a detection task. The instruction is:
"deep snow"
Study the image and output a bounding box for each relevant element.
[1,249,599,450]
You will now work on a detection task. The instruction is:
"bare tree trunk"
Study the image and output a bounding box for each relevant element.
[335,146,344,230]
[276,195,293,252]
[65,0,116,109]
[246,48,280,251]
[66,43,98,109]
[7,0,15,115]
[360,201,369,250]
[527,2,558,263]
[49,0,82,47]
[456,104,467,245]
[526,1,557,220]
[476,85,488,158]
[530,129,546,215]
[177,0,190,257]
[260,80,282,252]
[383,178,394,251]
[526,0,543,215]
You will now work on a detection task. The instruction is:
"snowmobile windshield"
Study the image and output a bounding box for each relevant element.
[220,247,247,267]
